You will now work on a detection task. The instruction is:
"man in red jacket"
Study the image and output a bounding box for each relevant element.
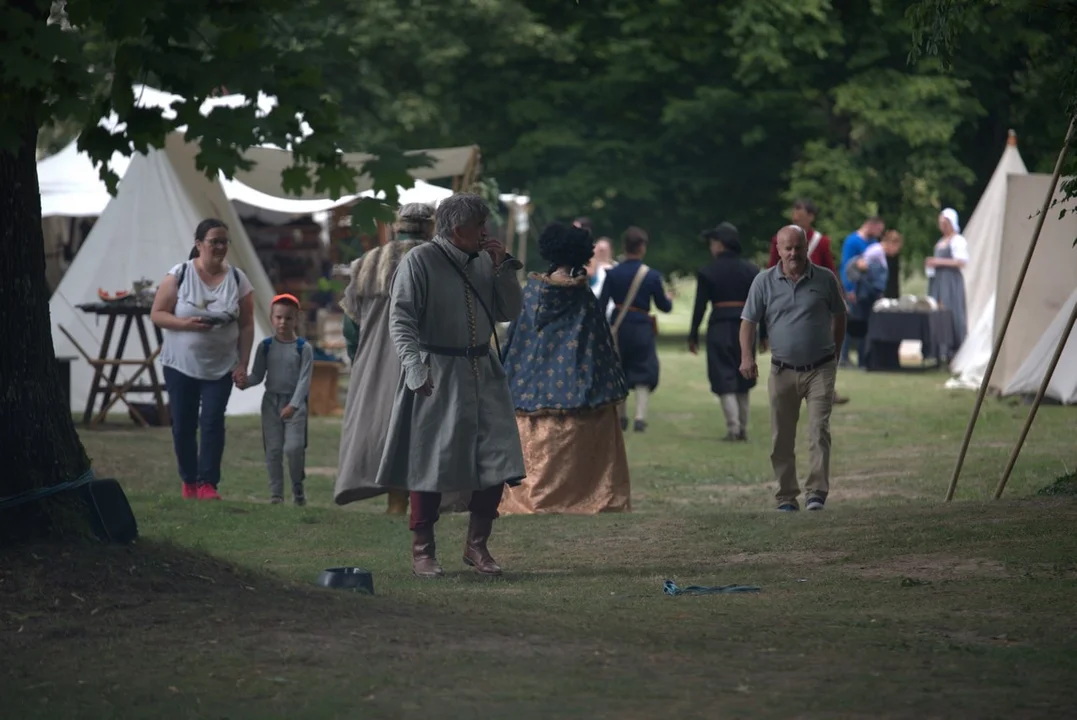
[764,198,849,405]
[767,198,836,275]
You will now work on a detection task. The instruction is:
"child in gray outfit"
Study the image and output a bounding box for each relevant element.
[243,294,314,505]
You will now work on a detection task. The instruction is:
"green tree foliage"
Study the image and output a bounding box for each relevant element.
[908,0,1077,214]
[351,0,1072,269]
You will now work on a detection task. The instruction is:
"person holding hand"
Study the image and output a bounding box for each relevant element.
[375,193,526,578]
[241,294,314,506]
[151,219,255,501]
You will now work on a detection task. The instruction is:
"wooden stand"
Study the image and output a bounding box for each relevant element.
[65,303,168,427]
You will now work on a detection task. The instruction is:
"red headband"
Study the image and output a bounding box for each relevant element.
[272,293,300,308]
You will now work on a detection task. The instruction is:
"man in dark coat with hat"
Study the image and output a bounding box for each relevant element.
[688,222,760,441]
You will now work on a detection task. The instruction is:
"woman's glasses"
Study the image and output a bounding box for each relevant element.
[203,238,230,248]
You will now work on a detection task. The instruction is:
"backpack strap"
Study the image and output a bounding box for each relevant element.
[177,261,188,289]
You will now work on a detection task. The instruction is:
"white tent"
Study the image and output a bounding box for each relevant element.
[1001,288,1077,404]
[50,133,275,417]
[990,173,1077,394]
[945,132,1028,389]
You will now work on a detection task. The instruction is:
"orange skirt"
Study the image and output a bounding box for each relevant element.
[499,405,631,515]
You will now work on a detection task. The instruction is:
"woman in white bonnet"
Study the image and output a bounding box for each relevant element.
[926,207,969,361]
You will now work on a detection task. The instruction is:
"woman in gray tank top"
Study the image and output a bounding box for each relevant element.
[150,219,255,501]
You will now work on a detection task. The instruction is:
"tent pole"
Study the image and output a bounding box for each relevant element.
[945,115,1076,502]
[993,295,1077,500]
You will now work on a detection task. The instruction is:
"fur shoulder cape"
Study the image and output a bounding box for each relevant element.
[340,239,424,322]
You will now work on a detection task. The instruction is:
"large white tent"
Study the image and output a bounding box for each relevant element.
[50,133,275,417]
[946,170,1077,401]
[990,173,1077,399]
[946,132,1028,389]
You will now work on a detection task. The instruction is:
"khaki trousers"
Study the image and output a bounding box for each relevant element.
[768,360,837,507]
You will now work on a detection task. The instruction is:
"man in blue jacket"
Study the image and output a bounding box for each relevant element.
[839,216,885,365]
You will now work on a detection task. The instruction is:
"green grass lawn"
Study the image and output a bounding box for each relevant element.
[3,286,1077,718]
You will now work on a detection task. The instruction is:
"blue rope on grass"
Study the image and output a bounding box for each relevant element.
[0,469,96,510]
[664,579,761,596]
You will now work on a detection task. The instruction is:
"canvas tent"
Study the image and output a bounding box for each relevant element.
[990,173,1077,396]
[1001,287,1077,404]
[946,132,1029,387]
[50,133,277,417]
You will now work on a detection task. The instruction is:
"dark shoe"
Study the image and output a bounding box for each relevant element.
[620,416,629,431]
[737,431,748,442]
[294,495,306,507]
[721,432,739,442]
[777,503,799,512]
[634,419,647,433]
[806,497,825,511]
[463,515,502,576]
[412,528,444,578]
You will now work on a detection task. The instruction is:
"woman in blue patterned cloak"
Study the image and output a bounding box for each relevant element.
[498,223,632,514]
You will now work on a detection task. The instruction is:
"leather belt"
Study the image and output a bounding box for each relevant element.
[771,353,835,373]
[712,300,745,308]
[613,303,650,315]
[420,342,490,359]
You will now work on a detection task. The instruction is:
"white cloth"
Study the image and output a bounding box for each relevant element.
[160,260,254,380]
[942,207,962,233]
[591,263,616,319]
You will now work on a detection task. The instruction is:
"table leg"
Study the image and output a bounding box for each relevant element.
[101,314,135,413]
[82,314,118,425]
[136,315,168,425]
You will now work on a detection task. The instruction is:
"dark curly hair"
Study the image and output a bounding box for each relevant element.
[539,222,595,276]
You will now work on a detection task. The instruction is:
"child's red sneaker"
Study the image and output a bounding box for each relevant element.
[182,483,198,500]
[197,484,222,501]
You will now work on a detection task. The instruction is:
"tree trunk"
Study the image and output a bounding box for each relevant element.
[0,96,93,540]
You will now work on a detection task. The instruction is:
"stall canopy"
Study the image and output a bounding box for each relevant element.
[39,83,478,218]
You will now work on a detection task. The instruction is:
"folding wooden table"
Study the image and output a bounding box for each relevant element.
[61,302,168,427]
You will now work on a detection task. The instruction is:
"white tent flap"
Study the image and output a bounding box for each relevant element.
[1001,288,1077,404]
[949,136,1028,380]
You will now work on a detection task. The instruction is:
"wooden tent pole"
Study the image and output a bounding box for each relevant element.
[993,295,1077,500]
[945,116,1076,502]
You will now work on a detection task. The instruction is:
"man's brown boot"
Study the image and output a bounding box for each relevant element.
[386,489,409,515]
[411,528,443,578]
[462,515,502,576]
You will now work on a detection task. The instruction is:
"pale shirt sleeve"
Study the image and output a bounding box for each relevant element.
[247,340,267,387]
[388,251,430,391]
[235,268,254,297]
[950,234,970,263]
[741,274,767,324]
[291,343,314,408]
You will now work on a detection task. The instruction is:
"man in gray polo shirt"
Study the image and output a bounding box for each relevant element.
[739,225,847,511]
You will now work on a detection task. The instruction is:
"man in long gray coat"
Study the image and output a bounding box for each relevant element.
[376,193,526,578]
